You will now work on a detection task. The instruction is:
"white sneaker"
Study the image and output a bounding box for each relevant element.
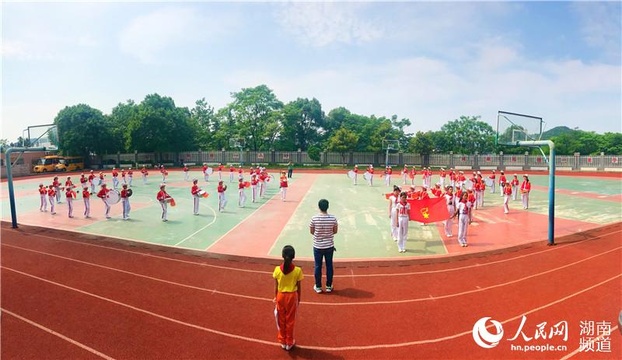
[313,285,322,294]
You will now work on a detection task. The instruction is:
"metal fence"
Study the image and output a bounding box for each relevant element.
[97,151,622,172]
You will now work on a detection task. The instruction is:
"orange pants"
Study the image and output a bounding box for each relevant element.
[274,292,298,346]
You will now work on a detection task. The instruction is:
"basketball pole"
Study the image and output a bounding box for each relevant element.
[5,146,46,228]
[517,140,556,246]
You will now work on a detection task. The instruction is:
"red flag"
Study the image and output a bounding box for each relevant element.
[407,197,449,223]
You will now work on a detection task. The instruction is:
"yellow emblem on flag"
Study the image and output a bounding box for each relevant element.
[420,207,430,219]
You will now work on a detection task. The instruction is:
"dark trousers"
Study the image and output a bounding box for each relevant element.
[287,169,293,178]
[313,247,334,287]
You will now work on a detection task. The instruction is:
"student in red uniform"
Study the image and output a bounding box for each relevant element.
[88,170,96,193]
[511,174,520,201]
[157,184,172,221]
[384,166,392,187]
[191,179,202,215]
[353,165,359,185]
[250,174,258,203]
[97,183,111,219]
[79,173,88,189]
[489,170,496,194]
[466,189,476,222]
[238,166,244,181]
[121,169,127,185]
[112,167,119,189]
[127,167,134,187]
[395,192,411,253]
[498,171,507,197]
[279,172,288,201]
[439,168,447,189]
[65,187,75,218]
[451,192,471,247]
[238,178,247,207]
[38,184,48,212]
[141,166,149,184]
[388,185,401,241]
[520,175,531,209]
[217,181,228,212]
[503,182,512,214]
[367,165,374,186]
[181,164,189,181]
[259,171,267,198]
[52,176,62,203]
[443,186,456,237]
[273,245,303,351]
[47,185,57,215]
[229,164,235,183]
[401,165,409,185]
[82,186,91,218]
[409,166,416,186]
[120,184,131,220]
[160,165,168,183]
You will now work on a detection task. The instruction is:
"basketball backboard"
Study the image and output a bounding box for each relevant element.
[24,124,58,150]
[496,111,544,146]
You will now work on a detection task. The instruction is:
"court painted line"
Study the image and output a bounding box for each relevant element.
[173,204,218,246]
[3,243,619,306]
[267,175,317,256]
[6,227,620,277]
[1,308,115,360]
[204,188,281,251]
[2,266,618,351]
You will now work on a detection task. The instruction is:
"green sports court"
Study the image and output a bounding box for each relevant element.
[2,170,620,260]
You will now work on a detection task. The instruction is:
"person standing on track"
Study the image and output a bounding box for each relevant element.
[520,175,531,209]
[352,165,359,185]
[141,166,149,185]
[273,245,303,351]
[499,171,507,197]
[65,186,75,218]
[127,167,134,187]
[238,178,247,207]
[279,172,288,201]
[287,161,294,179]
[309,199,338,294]
[183,164,189,181]
[444,186,456,238]
[217,180,228,212]
[53,176,62,204]
[250,174,258,203]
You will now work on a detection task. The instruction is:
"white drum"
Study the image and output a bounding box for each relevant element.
[464,179,474,190]
[347,170,355,179]
[484,178,493,187]
[363,172,372,181]
[106,190,120,205]
[206,167,214,175]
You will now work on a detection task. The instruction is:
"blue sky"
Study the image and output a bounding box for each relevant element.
[2,1,621,143]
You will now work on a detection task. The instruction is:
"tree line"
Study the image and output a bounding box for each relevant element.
[5,84,621,159]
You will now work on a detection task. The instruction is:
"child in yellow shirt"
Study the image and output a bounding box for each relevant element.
[273,245,303,351]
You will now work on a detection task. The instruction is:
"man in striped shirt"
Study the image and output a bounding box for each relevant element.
[309,199,338,293]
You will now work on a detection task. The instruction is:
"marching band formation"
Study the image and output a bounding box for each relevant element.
[349,164,532,251]
[35,163,533,252]
[36,163,289,222]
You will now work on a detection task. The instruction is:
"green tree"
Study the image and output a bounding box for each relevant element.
[601,132,622,154]
[440,115,495,154]
[190,98,217,150]
[54,104,113,158]
[279,98,324,151]
[325,127,359,165]
[224,85,283,151]
[126,94,196,153]
[109,100,138,152]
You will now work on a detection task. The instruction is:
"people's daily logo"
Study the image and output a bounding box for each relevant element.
[472,317,504,349]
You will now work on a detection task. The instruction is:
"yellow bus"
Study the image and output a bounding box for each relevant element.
[33,155,64,173]
[55,156,85,172]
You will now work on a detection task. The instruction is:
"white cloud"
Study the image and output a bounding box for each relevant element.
[118,6,236,64]
[571,2,622,61]
[275,2,384,47]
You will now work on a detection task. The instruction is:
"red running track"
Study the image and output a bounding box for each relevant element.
[1,221,620,359]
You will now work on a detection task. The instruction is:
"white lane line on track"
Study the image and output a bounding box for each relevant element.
[1,308,115,360]
[6,228,620,277]
[3,243,620,306]
[2,266,619,351]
